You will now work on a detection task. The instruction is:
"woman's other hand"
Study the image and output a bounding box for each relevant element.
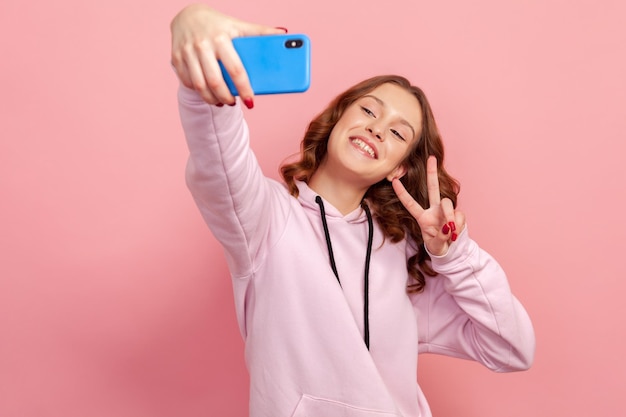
[170,4,285,106]
[392,156,466,256]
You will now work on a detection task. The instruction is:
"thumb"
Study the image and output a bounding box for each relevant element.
[238,22,288,37]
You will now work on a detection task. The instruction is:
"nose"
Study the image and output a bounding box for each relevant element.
[366,123,384,141]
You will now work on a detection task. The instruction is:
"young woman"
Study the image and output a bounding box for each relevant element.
[170,4,535,417]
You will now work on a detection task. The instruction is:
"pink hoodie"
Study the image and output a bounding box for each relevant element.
[177,85,535,417]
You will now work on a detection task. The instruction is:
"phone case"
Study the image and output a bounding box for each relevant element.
[219,34,311,95]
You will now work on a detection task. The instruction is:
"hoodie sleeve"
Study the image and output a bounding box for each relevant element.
[177,85,289,279]
[411,227,535,372]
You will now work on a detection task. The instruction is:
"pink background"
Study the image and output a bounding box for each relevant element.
[1,0,625,415]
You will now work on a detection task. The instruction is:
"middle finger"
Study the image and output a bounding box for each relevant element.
[214,36,254,102]
[426,155,441,208]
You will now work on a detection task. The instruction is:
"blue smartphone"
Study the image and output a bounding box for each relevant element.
[219,34,311,95]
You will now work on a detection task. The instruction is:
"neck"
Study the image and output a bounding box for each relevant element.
[308,169,368,215]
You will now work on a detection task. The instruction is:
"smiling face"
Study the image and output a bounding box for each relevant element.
[321,82,423,188]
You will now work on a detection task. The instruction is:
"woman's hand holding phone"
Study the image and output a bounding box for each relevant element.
[170,4,285,107]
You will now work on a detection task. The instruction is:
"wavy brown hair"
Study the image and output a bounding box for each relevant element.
[280,75,460,292]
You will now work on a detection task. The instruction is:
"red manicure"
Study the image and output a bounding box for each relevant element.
[442,224,450,234]
[215,102,224,107]
[244,98,254,109]
[449,222,456,232]
[275,27,289,33]
[451,233,458,242]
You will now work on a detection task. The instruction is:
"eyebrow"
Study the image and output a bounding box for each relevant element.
[362,94,417,140]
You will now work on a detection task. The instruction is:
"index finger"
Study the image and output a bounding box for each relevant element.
[426,155,441,208]
[392,178,425,219]
[216,26,289,105]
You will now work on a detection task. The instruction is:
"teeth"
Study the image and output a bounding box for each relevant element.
[352,138,375,158]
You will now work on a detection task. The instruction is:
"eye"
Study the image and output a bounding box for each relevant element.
[361,106,375,117]
[391,129,406,141]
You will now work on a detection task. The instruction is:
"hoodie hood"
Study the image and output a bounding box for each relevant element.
[295,180,368,224]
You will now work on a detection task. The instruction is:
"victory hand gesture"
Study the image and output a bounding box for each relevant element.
[392,156,466,256]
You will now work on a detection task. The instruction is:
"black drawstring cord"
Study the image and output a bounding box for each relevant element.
[315,196,340,285]
[362,202,373,350]
[314,195,373,350]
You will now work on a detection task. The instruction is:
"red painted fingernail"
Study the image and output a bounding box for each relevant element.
[449,222,456,232]
[215,102,224,107]
[275,27,288,33]
[228,101,237,106]
[451,233,458,242]
[442,224,450,234]
[244,98,254,109]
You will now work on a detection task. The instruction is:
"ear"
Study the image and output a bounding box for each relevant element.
[386,164,407,182]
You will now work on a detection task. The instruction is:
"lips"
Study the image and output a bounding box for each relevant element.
[350,136,378,159]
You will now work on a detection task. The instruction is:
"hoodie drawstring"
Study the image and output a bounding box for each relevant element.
[315,196,373,350]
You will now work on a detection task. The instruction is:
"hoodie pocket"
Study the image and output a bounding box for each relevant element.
[291,394,402,417]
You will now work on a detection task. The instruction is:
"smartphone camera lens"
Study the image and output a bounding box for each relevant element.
[285,39,303,49]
